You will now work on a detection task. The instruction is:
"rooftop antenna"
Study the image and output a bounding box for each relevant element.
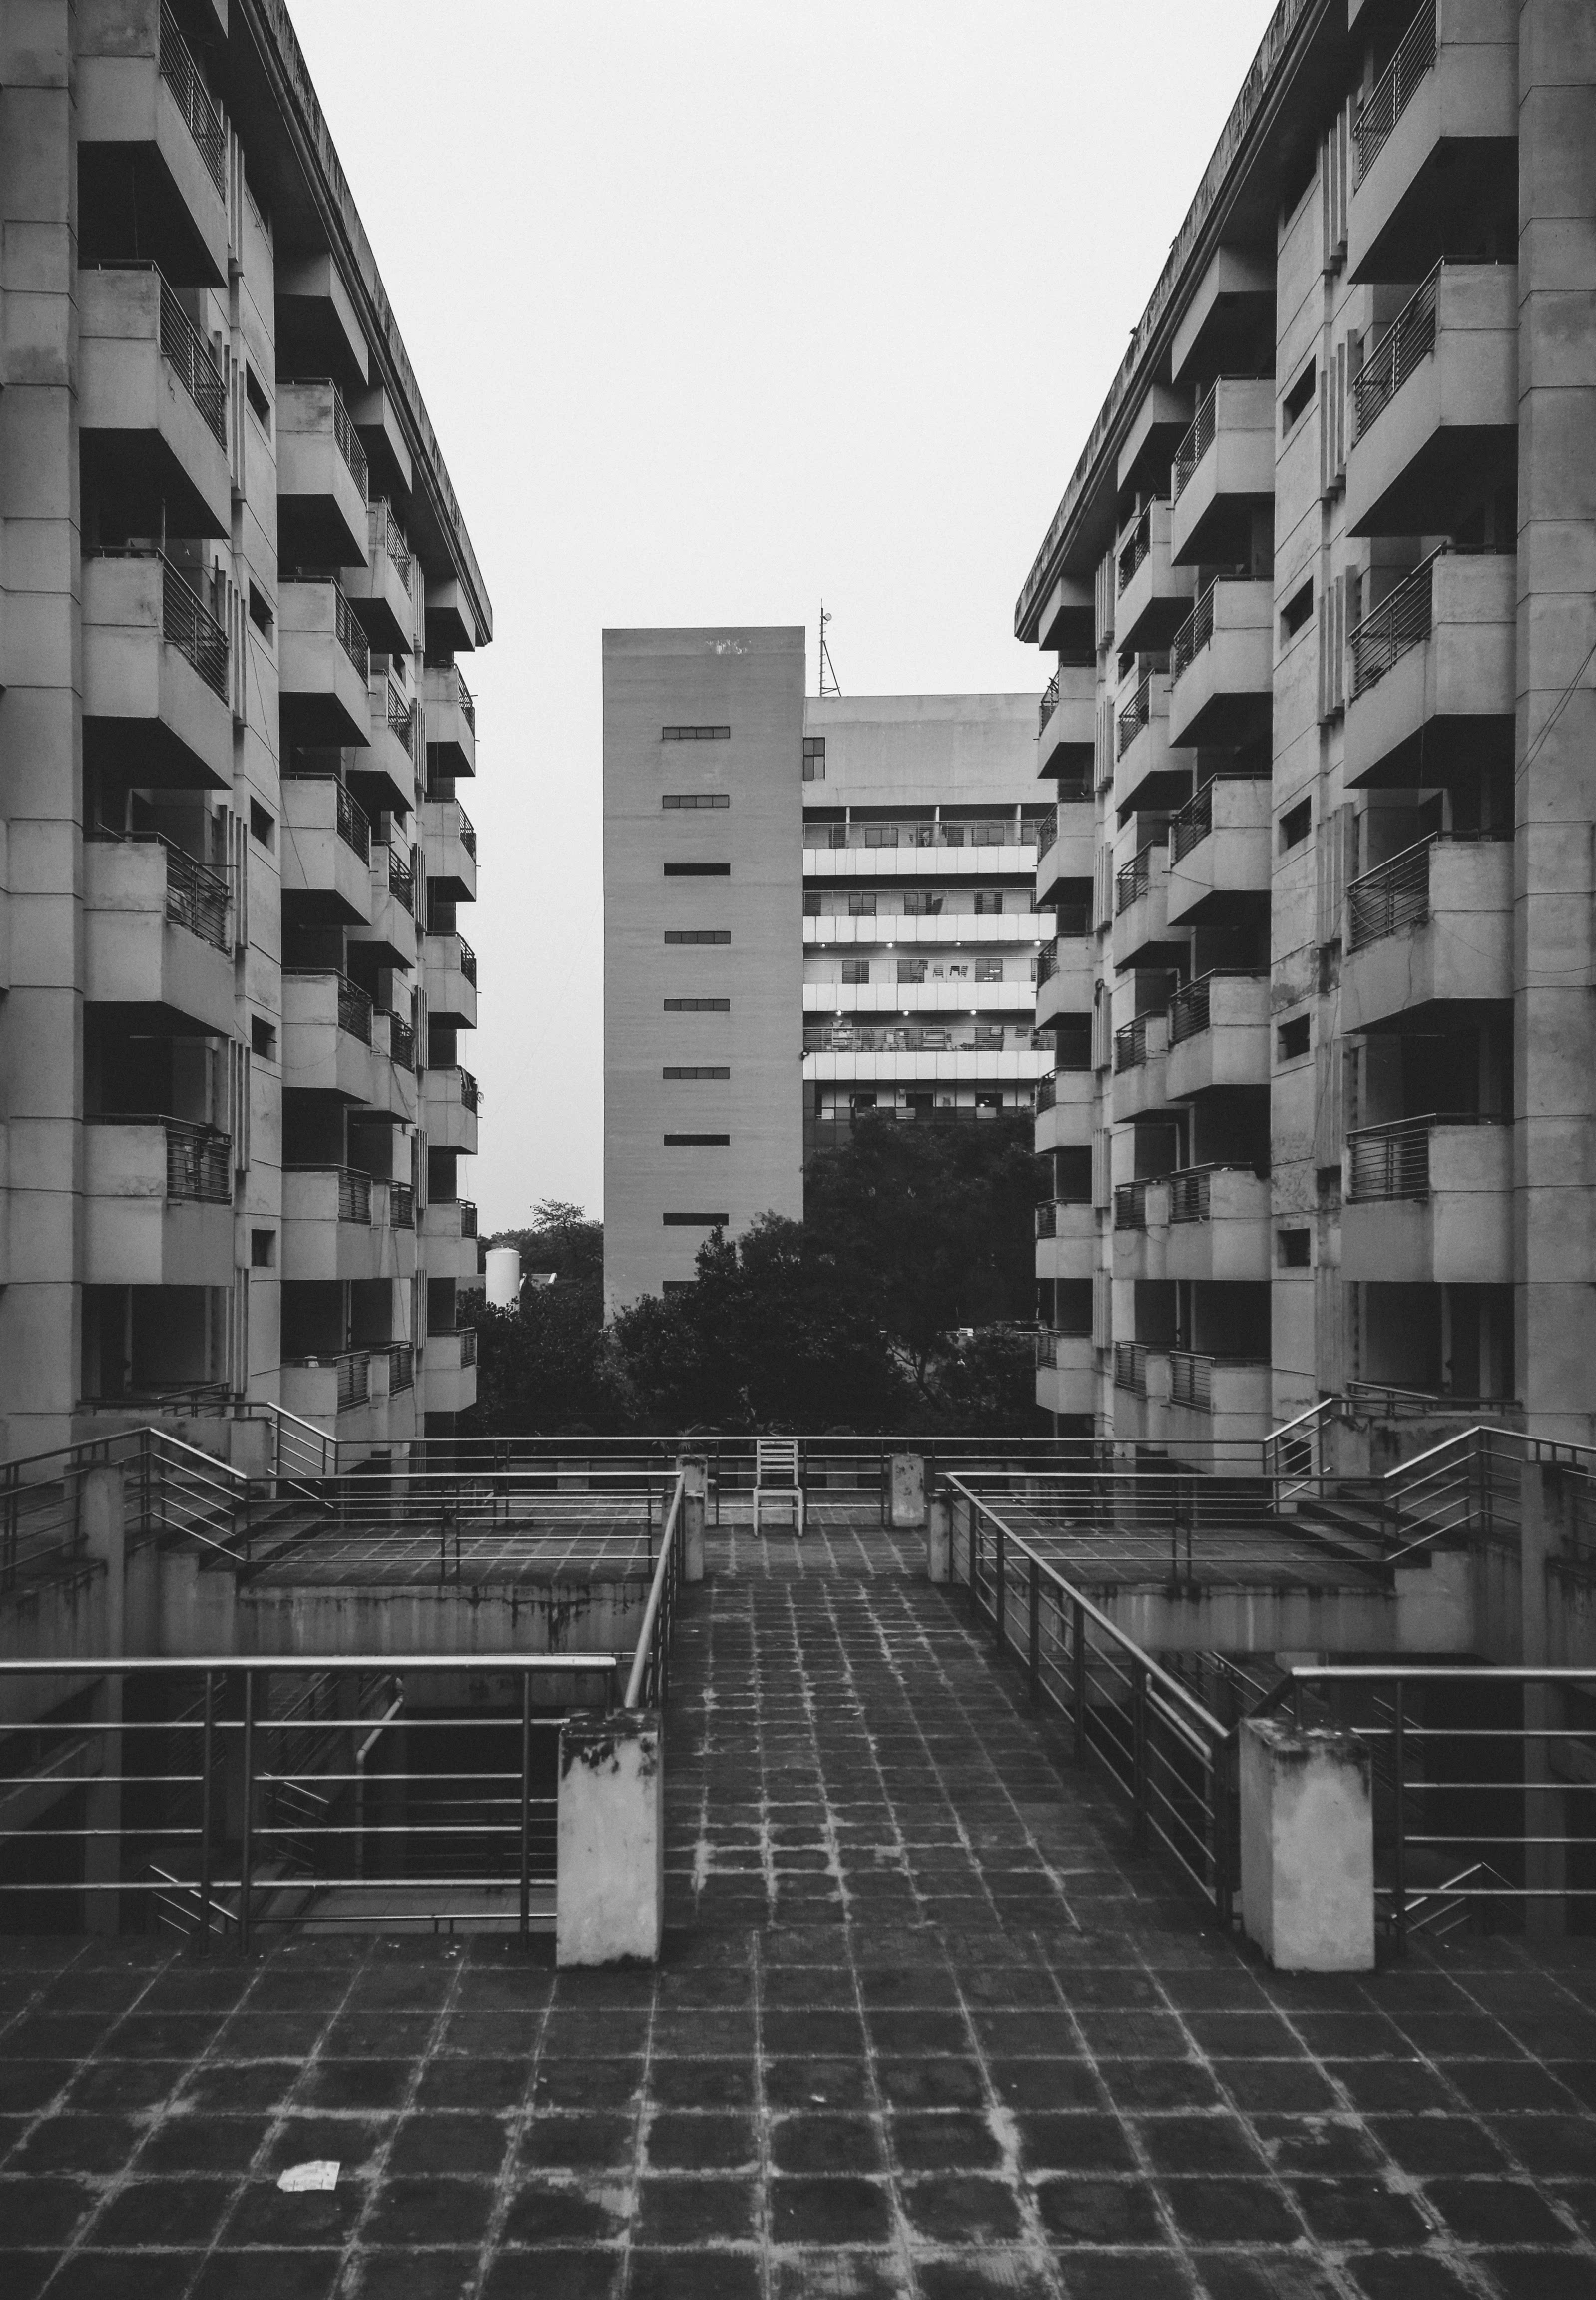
[817,601,842,698]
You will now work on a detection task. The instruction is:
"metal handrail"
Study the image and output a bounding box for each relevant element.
[1353,263,1440,437]
[325,385,369,499]
[1116,504,1153,596]
[1347,834,1432,947]
[1039,671,1060,730]
[388,1342,414,1392]
[90,831,230,950]
[337,975,373,1044]
[336,779,371,861]
[158,2,227,196]
[1346,1112,1505,1203]
[459,1201,479,1238]
[1115,845,1155,914]
[1037,806,1058,861]
[388,851,414,914]
[160,554,229,697]
[1169,580,1217,685]
[383,1010,415,1071]
[457,805,477,857]
[369,499,413,592]
[389,1181,415,1228]
[1113,1014,1153,1073]
[1117,675,1153,760]
[158,273,228,447]
[455,670,477,731]
[387,685,416,760]
[1113,1341,1148,1394]
[1171,382,1217,501]
[456,935,477,985]
[1347,548,1443,696]
[1353,2,1437,182]
[458,1068,482,1113]
[333,587,370,680]
[165,1120,232,1203]
[1113,1179,1148,1232]
[624,1474,687,1708]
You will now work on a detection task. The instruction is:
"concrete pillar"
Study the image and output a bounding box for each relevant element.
[1239,1717,1374,1972]
[556,1709,663,1967]
[890,1450,927,1529]
[82,1466,125,1934]
[679,1454,706,1583]
[926,1494,951,1583]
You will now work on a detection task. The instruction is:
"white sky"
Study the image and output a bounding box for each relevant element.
[288,0,1280,1227]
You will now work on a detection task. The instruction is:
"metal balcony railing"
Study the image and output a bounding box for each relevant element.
[1036,942,1059,986]
[1353,2,1437,182]
[113,266,228,448]
[1115,847,1155,914]
[333,586,370,680]
[369,499,414,593]
[457,936,478,986]
[148,837,230,950]
[1113,1015,1153,1074]
[458,1068,482,1113]
[338,1168,372,1224]
[163,1120,232,1203]
[1169,1350,1213,1411]
[1348,548,1442,696]
[1034,1074,1058,1114]
[337,1352,370,1410]
[460,1200,479,1237]
[454,670,477,731]
[336,779,371,861]
[337,975,373,1044]
[1037,806,1058,862]
[390,1181,415,1229]
[803,1024,1032,1055]
[1168,1167,1213,1224]
[1113,1340,1149,1396]
[1353,264,1440,438]
[1167,974,1213,1045]
[389,1342,414,1393]
[460,1328,478,1369]
[159,553,229,697]
[327,384,369,500]
[1113,1180,1149,1232]
[1172,382,1217,501]
[1035,1201,1059,1239]
[1347,1115,1443,1202]
[386,685,417,760]
[1116,676,1153,760]
[802,820,1034,853]
[457,805,477,858]
[388,851,414,914]
[1347,835,1433,949]
[1116,504,1153,596]
[1039,671,1060,731]
[159,2,227,197]
[1169,580,1217,686]
[1170,777,1215,863]
[383,1010,415,1071]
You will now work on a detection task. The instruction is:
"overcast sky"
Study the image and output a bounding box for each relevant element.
[290,0,1279,1228]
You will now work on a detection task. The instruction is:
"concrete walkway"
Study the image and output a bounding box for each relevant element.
[4,1520,1596,2297]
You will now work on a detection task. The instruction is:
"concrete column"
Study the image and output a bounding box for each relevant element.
[556,1709,663,1967]
[679,1454,706,1583]
[889,1451,927,1529]
[1239,1717,1374,1972]
[926,1494,951,1583]
[82,1466,126,1935]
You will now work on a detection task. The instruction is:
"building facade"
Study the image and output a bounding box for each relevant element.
[0,0,490,1456]
[603,630,1046,1310]
[1019,0,1596,1449]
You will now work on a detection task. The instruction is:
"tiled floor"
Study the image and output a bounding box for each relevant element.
[4,1524,1596,2297]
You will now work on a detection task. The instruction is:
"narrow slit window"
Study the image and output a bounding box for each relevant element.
[663,1065,730,1080]
[665,1133,730,1146]
[664,997,730,1012]
[1281,578,1315,641]
[662,793,730,809]
[665,929,731,944]
[1282,357,1317,432]
[665,862,730,877]
[662,725,730,741]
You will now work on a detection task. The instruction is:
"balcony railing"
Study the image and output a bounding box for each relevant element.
[1347,1112,1505,1202]
[460,1328,478,1369]
[1166,1350,1209,1410]
[388,851,414,914]
[1353,1,1437,182]
[336,779,371,861]
[458,1068,482,1113]
[369,499,414,593]
[90,831,231,948]
[1035,1200,1061,1239]
[1116,676,1153,760]
[1168,1167,1213,1224]
[804,1025,1041,1055]
[1347,835,1434,949]
[158,1,227,197]
[1116,505,1153,596]
[389,1342,414,1394]
[1113,1180,1149,1232]
[382,1009,415,1071]
[337,1352,370,1410]
[457,671,477,731]
[458,805,478,858]
[386,685,417,761]
[802,820,1034,853]
[87,1112,229,1203]
[1037,806,1058,862]
[338,975,373,1043]
[322,382,369,500]
[1113,1015,1156,1073]
[339,1168,372,1224]
[1115,847,1156,914]
[1036,942,1060,986]
[1113,1341,1149,1396]
[1170,777,1215,864]
[1171,382,1217,501]
[460,1200,479,1238]
[457,936,478,986]
[1348,548,1443,697]
[1039,671,1060,731]
[334,586,370,680]
[390,1181,415,1229]
[1034,1074,1058,1114]
[1352,264,1439,438]
[159,553,229,697]
[1168,580,1218,687]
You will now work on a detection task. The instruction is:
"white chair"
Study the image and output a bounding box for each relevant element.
[752,1438,804,1538]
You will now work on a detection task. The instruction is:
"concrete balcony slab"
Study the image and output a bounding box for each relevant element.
[1167,582,1273,749]
[1113,679,1184,815]
[1036,1334,1097,1420]
[77,17,229,286]
[78,267,230,538]
[1115,383,1192,503]
[1165,1167,1272,1282]
[280,777,374,926]
[1165,972,1270,1099]
[1166,1357,1272,1450]
[82,1120,233,1286]
[1036,570,1094,656]
[1345,263,1517,539]
[424,1331,479,1416]
[282,1168,388,1283]
[282,971,376,1104]
[1036,813,1095,900]
[84,837,235,1035]
[1034,1069,1095,1152]
[1111,850,1179,972]
[1342,1119,1512,1283]
[351,869,420,976]
[1114,502,1196,653]
[280,583,373,748]
[1169,379,1274,567]
[82,552,233,791]
[370,1013,420,1127]
[1037,666,1095,780]
[277,383,370,568]
[1167,777,1271,927]
[1344,551,1514,791]
[422,799,479,904]
[423,1200,481,1283]
[1112,1182,1169,1283]
[1342,836,1512,1032]
[423,1067,481,1153]
[1035,945,1093,1026]
[1347,0,1518,285]
[425,934,478,1029]
[424,665,478,779]
[345,504,417,657]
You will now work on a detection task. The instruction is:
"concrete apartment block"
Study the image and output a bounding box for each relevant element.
[1015,0,1596,1449]
[602,640,1045,1310]
[0,0,491,1455]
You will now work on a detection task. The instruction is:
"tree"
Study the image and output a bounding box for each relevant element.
[464,1202,612,1434]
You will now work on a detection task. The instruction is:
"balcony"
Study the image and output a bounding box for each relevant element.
[277,381,371,567]
[1035,1330,1097,1421]
[77,1,229,286]
[424,1198,481,1283]
[84,835,233,1034]
[1037,666,1096,781]
[1348,0,1518,286]
[280,776,373,926]
[1113,501,1196,653]
[1164,1165,1271,1282]
[423,1065,481,1154]
[1112,1178,1168,1283]
[804,824,1038,882]
[1342,1115,1512,1283]
[1035,936,1094,1027]
[345,500,416,658]
[1344,549,1515,790]
[281,970,375,1103]
[82,1117,233,1285]
[1036,570,1095,657]
[1166,776,1270,929]
[1169,379,1275,567]
[281,1351,377,1431]
[1036,1199,1096,1284]
[358,683,421,817]
[282,1167,417,1284]
[1111,1010,1170,1123]
[82,550,232,791]
[1111,839,1183,972]
[806,974,1036,1020]
[425,1327,479,1417]
[424,666,478,780]
[421,798,479,905]
[350,849,419,977]
[1341,834,1512,1032]
[1035,804,1095,903]
[78,265,230,537]
[279,583,373,747]
[802,1030,1052,1086]
[1165,971,1270,1100]
[1033,1064,1095,1154]
[1345,263,1517,538]
[1166,1353,1273,1446]
[1114,674,1184,815]
[1167,580,1272,749]
[369,1011,420,1128]
[425,932,479,1029]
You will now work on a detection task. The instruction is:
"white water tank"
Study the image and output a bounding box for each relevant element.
[485,1246,522,1309]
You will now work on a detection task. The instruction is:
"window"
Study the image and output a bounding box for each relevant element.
[841,960,869,985]
[975,959,1003,983]
[664,862,730,876]
[664,997,730,1012]
[847,892,876,917]
[802,736,825,782]
[250,1229,275,1268]
[662,793,730,809]
[245,364,272,429]
[897,959,927,985]
[863,825,898,848]
[249,800,275,849]
[1280,797,1312,851]
[974,891,1006,916]
[663,1065,730,1079]
[1281,577,1315,641]
[665,1133,730,1146]
[662,725,730,741]
[1278,1227,1311,1269]
[663,1211,729,1226]
[1278,1013,1311,1061]
[1282,356,1317,432]
[665,929,730,944]
[1317,1165,1343,1210]
[248,582,274,638]
[903,890,943,917]
[250,1015,277,1061]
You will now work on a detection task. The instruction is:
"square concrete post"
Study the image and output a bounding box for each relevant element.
[889,1450,927,1529]
[678,1454,706,1583]
[926,1494,951,1583]
[557,1709,663,1966]
[1240,1717,1374,1972]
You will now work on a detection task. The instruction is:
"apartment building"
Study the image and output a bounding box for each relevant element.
[603,631,1046,1309]
[1020,0,1595,1449]
[0,0,490,1457]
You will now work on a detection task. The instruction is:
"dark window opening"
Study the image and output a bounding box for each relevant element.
[1278,1228,1311,1269]
[665,1133,730,1146]
[802,737,826,782]
[663,1065,730,1080]
[1278,1013,1311,1061]
[664,997,730,1011]
[665,862,730,876]
[248,582,274,638]
[665,929,730,944]
[1281,798,1312,851]
[663,1211,729,1226]
[250,1015,277,1061]
[251,1229,275,1268]
[245,365,272,428]
[841,960,869,986]
[662,793,730,809]
[249,800,275,849]
[661,725,730,741]
[1282,357,1317,431]
[1281,578,1314,640]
